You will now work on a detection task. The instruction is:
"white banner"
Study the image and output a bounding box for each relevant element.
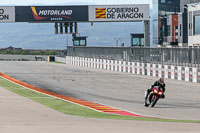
[132,62,135,74]
[93,58,96,68]
[128,62,131,73]
[142,63,145,75]
[107,60,110,70]
[111,60,114,71]
[91,58,94,68]
[178,66,182,80]
[115,61,118,71]
[66,56,70,65]
[185,67,189,82]
[103,59,106,69]
[119,61,122,72]
[77,57,80,66]
[164,65,168,78]
[0,7,15,22]
[158,64,162,77]
[96,59,99,69]
[153,64,156,77]
[193,68,197,83]
[80,57,83,67]
[100,59,103,69]
[171,66,175,79]
[137,62,140,74]
[85,58,87,67]
[147,63,150,76]
[89,5,149,22]
[123,61,126,73]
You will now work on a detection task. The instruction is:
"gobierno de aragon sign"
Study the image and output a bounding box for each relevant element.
[0,7,15,22]
[89,5,149,22]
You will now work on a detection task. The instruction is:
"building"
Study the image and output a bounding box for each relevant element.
[153,0,200,47]
[187,3,200,47]
[165,14,179,46]
[177,6,188,47]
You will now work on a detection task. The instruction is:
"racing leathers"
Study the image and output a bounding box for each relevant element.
[145,81,166,100]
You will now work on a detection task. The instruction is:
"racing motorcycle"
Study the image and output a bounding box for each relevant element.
[144,86,164,107]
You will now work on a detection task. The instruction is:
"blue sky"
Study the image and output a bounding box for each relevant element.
[0,0,152,7]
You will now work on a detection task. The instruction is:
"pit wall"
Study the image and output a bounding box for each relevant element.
[0,54,47,61]
[55,56,66,63]
[66,56,200,83]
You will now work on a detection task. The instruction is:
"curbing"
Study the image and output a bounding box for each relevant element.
[0,73,147,118]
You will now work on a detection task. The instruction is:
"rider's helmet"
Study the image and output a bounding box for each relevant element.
[159,78,164,85]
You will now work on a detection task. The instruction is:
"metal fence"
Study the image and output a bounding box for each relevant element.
[67,46,200,68]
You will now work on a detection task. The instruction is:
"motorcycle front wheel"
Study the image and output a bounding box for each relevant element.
[150,95,159,107]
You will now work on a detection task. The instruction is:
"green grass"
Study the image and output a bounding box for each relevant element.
[0,77,200,123]
[50,61,65,64]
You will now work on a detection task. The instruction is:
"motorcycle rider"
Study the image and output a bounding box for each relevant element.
[144,78,166,105]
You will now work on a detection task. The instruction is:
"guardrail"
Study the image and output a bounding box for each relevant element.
[67,46,200,68]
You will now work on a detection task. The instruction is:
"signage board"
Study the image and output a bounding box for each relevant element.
[15,6,88,22]
[89,5,149,22]
[0,6,15,22]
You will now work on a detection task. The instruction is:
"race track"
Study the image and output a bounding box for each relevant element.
[0,61,200,120]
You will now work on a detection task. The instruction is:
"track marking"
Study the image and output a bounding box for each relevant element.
[0,72,147,117]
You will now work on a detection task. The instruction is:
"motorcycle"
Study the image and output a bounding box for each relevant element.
[144,86,164,107]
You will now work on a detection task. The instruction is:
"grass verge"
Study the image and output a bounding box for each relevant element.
[50,61,65,64]
[0,77,200,123]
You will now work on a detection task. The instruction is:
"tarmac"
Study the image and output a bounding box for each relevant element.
[0,61,200,120]
[0,61,200,132]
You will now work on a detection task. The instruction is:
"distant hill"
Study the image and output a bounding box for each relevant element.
[0,22,145,49]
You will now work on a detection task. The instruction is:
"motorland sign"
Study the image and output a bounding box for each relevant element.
[0,7,15,22]
[89,5,149,22]
[31,6,72,21]
[15,6,88,22]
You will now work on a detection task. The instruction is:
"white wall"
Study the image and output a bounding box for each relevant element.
[188,35,200,47]
[66,56,200,83]
[188,3,200,47]
[55,56,66,64]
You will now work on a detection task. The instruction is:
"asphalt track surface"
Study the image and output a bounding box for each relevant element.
[0,61,200,120]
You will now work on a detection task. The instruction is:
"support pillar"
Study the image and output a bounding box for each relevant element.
[144,20,150,47]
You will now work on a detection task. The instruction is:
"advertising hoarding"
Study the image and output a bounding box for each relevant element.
[1,5,150,23]
[15,6,88,22]
[89,5,149,22]
[0,6,15,22]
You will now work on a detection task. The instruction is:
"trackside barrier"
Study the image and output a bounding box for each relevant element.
[66,56,200,83]
[55,56,65,63]
[158,64,162,78]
